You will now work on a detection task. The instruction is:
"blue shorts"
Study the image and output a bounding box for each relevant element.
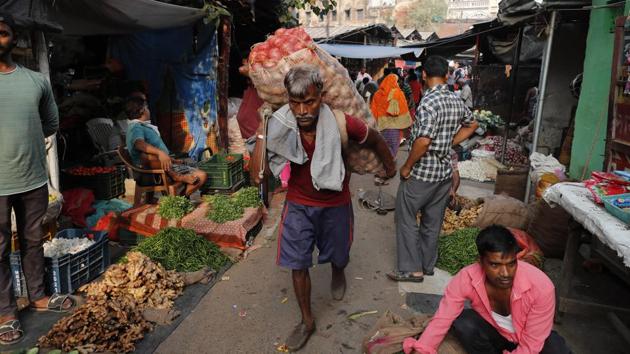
[277,201,354,270]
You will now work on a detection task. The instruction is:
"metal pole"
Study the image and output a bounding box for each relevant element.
[525,10,557,204]
[500,27,524,165]
[217,17,231,152]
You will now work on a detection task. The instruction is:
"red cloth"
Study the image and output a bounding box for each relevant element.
[236,85,264,139]
[61,188,95,227]
[409,79,422,105]
[286,114,368,207]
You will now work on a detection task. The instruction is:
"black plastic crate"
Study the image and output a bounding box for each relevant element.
[10,229,110,295]
[62,165,126,200]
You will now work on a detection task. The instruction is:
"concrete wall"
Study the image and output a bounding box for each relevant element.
[537,22,588,155]
[569,0,625,178]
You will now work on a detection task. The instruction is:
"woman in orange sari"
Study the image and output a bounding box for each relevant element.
[370,73,413,159]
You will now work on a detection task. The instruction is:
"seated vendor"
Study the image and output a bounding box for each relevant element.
[404,225,572,354]
[125,92,207,197]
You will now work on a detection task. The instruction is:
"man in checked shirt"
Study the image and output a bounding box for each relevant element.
[388,56,478,282]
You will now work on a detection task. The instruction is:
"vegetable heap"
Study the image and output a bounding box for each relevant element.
[436,228,481,275]
[40,252,183,353]
[134,227,229,272]
[204,187,262,224]
[157,196,194,220]
[473,110,504,131]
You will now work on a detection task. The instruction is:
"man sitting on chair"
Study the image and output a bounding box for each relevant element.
[124,92,207,197]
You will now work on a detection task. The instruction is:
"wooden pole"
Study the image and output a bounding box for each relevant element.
[217,16,231,152]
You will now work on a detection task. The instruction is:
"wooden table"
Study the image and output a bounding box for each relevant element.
[544,183,630,344]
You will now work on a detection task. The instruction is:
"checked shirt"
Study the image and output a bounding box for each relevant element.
[409,84,473,182]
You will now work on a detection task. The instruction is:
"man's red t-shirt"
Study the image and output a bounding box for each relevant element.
[286,114,368,207]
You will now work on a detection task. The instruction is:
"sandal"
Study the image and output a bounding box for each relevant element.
[31,293,78,313]
[386,271,424,283]
[0,319,23,345]
[285,322,316,352]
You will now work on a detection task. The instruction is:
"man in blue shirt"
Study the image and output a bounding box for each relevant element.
[125,92,207,197]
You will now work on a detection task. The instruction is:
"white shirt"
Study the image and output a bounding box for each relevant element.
[357,72,372,83]
[491,311,515,333]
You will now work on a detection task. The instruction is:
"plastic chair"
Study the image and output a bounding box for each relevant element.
[86,118,119,164]
[116,147,183,206]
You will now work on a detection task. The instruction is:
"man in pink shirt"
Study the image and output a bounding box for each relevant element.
[404,225,572,354]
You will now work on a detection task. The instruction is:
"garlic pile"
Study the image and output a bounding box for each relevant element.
[44,237,95,258]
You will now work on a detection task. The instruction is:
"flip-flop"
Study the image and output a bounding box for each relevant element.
[31,293,78,313]
[386,271,424,283]
[286,322,316,352]
[0,319,23,346]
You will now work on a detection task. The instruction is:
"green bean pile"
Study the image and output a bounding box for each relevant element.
[436,228,480,275]
[134,227,229,272]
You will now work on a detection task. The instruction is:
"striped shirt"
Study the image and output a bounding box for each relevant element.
[410,84,473,183]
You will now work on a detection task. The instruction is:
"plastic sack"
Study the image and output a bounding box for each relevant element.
[508,228,544,269]
[529,152,565,185]
[362,310,465,354]
[245,27,384,176]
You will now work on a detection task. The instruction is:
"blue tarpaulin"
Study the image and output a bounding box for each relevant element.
[110,24,218,160]
[317,43,423,59]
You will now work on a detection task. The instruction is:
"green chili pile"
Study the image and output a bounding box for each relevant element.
[134,227,229,272]
[204,187,262,224]
[436,228,480,275]
[157,196,194,220]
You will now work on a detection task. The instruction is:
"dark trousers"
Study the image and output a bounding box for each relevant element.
[395,178,451,274]
[0,185,48,316]
[453,309,573,354]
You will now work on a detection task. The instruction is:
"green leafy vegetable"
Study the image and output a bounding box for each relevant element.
[134,227,229,272]
[204,187,262,224]
[157,196,194,220]
[436,228,480,275]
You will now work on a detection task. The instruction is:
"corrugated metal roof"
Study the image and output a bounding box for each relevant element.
[398,28,417,39]
[418,31,436,40]
[304,26,364,40]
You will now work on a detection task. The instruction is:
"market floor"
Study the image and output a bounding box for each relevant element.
[155,170,412,354]
[155,157,630,354]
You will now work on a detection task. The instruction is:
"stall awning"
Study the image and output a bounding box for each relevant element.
[318,43,423,59]
[1,0,207,35]
[47,0,205,35]
[400,20,507,60]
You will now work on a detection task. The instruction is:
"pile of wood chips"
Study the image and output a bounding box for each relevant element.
[39,252,185,353]
[441,196,484,235]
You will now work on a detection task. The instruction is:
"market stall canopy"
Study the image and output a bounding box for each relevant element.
[47,0,205,35]
[0,0,62,32]
[498,0,591,25]
[318,43,423,59]
[0,0,206,35]
[400,20,506,60]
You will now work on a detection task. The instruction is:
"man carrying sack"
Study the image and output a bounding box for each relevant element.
[250,65,396,351]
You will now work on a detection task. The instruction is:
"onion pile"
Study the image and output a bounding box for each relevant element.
[248,27,312,72]
[243,26,383,175]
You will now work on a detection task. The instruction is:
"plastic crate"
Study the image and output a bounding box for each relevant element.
[62,165,126,200]
[11,229,111,295]
[198,154,244,190]
[603,194,630,224]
